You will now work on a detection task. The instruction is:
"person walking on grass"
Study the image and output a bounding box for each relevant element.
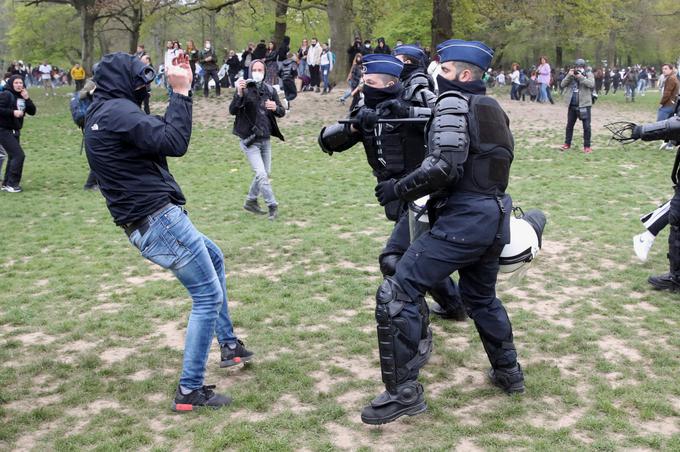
[0,75,36,193]
[230,60,286,220]
[85,52,253,412]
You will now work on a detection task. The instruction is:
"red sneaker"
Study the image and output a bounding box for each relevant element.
[559,144,570,151]
[583,147,592,154]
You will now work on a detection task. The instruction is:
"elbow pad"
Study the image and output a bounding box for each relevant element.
[634,116,680,142]
[395,154,453,201]
[318,123,360,155]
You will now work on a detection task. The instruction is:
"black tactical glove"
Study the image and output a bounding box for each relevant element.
[375,179,399,206]
[356,107,378,133]
[378,99,410,118]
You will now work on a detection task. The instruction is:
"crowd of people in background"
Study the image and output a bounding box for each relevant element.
[490,58,676,105]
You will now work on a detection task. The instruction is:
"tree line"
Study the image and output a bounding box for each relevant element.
[0,0,677,85]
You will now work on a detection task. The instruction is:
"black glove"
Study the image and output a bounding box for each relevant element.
[375,179,399,206]
[378,99,410,118]
[356,107,378,133]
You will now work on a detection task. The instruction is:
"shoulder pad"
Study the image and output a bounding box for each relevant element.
[435,91,469,115]
[408,73,433,89]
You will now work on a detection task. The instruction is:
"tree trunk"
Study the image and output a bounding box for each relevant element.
[273,0,289,46]
[128,4,143,54]
[81,7,97,73]
[431,0,452,50]
[327,0,353,85]
[555,45,563,69]
[209,9,216,42]
[606,30,616,68]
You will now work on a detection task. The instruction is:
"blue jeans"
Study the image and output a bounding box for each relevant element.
[241,138,277,207]
[128,205,237,389]
[657,105,675,121]
[538,83,548,102]
[321,64,330,90]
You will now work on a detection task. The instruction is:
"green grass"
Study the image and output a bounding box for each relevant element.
[1,84,680,451]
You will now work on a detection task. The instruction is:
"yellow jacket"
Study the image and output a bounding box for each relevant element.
[71,66,85,80]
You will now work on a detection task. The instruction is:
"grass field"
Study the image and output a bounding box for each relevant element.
[1,83,679,451]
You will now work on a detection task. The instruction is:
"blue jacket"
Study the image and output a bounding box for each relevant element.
[85,52,192,226]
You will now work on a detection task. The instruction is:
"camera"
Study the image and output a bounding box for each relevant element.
[573,69,582,76]
[243,132,258,147]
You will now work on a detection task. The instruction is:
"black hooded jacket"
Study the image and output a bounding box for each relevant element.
[0,75,36,131]
[229,61,285,141]
[84,52,192,226]
[277,36,291,62]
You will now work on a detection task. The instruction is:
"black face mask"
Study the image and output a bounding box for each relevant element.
[133,86,148,106]
[362,82,402,109]
[436,75,486,95]
[400,63,421,81]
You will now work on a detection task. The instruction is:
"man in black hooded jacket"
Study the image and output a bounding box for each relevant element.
[0,74,36,193]
[85,52,252,412]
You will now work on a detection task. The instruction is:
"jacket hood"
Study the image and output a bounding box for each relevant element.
[249,59,267,77]
[92,52,154,104]
[282,36,290,46]
[6,75,24,94]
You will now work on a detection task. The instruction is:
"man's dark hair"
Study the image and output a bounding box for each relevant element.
[662,63,675,70]
[452,61,484,80]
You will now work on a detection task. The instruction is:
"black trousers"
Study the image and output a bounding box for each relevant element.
[309,65,321,88]
[393,220,517,373]
[565,106,591,148]
[381,211,462,310]
[668,186,680,276]
[0,129,24,187]
[203,69,221,97]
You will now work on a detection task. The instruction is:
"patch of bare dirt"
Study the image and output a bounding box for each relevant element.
[598,336,643,363]
[15,331,56,346]
[100,347,135,364]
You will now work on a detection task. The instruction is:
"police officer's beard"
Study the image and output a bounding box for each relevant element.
[362,83,402,109]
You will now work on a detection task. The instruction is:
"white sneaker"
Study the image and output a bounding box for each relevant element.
[659,142,668,150]
[633,233,654,262]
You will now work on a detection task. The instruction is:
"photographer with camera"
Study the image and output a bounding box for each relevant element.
[229,59,286,220]
[560,58,595,153]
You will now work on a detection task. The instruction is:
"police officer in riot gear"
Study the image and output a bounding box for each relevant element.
[386,44,466,320]
[361,40,524,425]
[318,53,466,320]
[609,115,680,291]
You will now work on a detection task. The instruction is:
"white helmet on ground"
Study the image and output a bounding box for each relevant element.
[499,209,546,273]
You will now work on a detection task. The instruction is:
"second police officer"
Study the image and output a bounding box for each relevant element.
[318,52,466,320]
[360,40,524,425]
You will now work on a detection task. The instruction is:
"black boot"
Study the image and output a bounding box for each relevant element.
[488,364,525,394]
[360,381,426,425]
[648,273,680,292]
[172,385,232,412]
[268,204,278,221]
[243,199,266,215]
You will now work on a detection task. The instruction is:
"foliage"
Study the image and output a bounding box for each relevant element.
[0,0,678,69]
[5,3,81,66]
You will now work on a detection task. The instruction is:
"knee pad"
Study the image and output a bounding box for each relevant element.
[378,253,401,277]
[375,278,432,391]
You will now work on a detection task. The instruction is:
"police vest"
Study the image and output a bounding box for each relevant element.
[359,102,426,180]
[454,94,514,195]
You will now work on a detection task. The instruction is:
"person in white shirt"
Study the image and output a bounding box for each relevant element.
[510,63,521,100]
[306,37,323,92]
[319,43,334,94]
[38,61,54,96]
